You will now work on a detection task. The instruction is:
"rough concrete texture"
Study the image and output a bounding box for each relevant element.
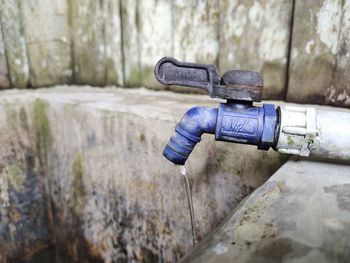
[286,0,349,106]
[0,100,53,262]
[332,0,350,106]
[71,0,123,86]
[0,87,286,262]
[121,0,141,87]
[0,21,9,88]
[138,0,173,89]
[22,0,72,87]
[1,0,350,107]
[219,0,293,99]
[182,158,350,263]
[173,0,219,64]
[0,0,30,88]
[168,0,220,95]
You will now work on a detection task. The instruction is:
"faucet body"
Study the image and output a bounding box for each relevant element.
[163,101,277,165]
[156,57,277,165]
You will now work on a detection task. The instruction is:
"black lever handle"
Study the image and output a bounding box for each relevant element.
[154,57,220,95]
[154,57,263,102]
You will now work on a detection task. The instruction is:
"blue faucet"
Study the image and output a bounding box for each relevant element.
[154,57,278,165]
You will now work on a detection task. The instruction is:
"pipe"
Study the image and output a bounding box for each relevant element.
[276,105,350,160]
[163,106,218,165]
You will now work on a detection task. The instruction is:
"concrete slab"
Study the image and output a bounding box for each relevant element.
[182,158,350,263]
[0,86,286,262]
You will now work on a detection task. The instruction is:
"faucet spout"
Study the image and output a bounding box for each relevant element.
[163,106,218,165]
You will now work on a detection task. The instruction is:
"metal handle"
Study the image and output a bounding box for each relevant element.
[154,57,263,102]
[154,57,220,95]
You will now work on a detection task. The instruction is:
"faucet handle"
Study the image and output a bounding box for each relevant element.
[154,57,263,102]
[154,57,220,95]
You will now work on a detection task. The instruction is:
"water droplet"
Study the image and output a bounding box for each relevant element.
[179,165,198,246]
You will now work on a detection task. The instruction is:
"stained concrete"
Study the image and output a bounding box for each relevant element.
[22,0,72,87]
[219,0,293,99]
[182,158,350,263]
[0,87,286,262]
[1,0,350,107]
[0,0,30,88]
[71,0,123,86]
[287,0,350,107]
[0,21,9,88]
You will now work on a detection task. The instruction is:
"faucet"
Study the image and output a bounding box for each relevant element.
[155,57,350,165]
[154,57,277,165]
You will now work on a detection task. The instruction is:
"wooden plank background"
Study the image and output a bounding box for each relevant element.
[0,0,349,106]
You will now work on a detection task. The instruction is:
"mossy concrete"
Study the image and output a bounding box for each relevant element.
[22,0,72,87]
[33,99,52,169]
[286,0,350,107]
[0,0,29,88]
[0,101,51,262]
[70,153,86,217]
[0,86,287,262]
[71,0,123,87]
[138,0,173,89]
[182,158,350,263]
[173,0,219,64]
[0,0,350,107]
[332,0,350,106]
[219,0,293,100]
[0,21,9,88]
[120,0,141,87]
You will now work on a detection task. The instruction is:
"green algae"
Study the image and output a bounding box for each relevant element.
[70,153,86,216]
[7,164,25,192]
[33,99,52,168]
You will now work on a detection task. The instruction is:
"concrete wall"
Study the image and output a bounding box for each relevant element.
[0,87,287,262]
[182,158,350,262]
[0,0,349,106]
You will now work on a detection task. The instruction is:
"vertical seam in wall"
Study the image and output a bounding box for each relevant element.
[136,0,141,85]
[103,1,108,86]
[20,1,57,248]
[216,0,221,68]
[283,0,295,101]
[332,0,346,86]
[171,0,174,57]
[119,0,126,86]
[19,0,32,88]
[68,0,76,84]
[136,0,142,83]
[0,7,12,88]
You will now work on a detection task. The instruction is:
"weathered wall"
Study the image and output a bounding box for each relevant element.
[0,0,292,96]
[0,0,350,106]
[219,0,293,99]
[286,0,350,106]
[0,87,287,262]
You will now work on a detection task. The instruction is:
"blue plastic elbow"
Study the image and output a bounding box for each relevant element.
[163,106,218,165]
[163,102,278,165]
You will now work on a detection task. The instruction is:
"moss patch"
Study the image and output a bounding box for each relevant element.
[70,153,86,217]
[287,135,295,146]
[7,164,25,192]
[5,103,18,126]
[19,106,29,131]
[33,99,52,167]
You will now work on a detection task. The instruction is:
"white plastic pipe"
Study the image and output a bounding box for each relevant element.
[276,105,350,160]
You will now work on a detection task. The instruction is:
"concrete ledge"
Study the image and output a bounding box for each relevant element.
[182,158,350,263]
[0,86,287,262]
